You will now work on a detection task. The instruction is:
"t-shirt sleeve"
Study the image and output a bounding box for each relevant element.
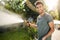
[47,15,53,23]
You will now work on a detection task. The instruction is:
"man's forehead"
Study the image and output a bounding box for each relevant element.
[36,4,44,7]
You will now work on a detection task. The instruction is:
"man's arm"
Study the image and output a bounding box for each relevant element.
[29,23,37,28]
[42,21,54,40]
[45,21,54,37]
[24,20,37,28]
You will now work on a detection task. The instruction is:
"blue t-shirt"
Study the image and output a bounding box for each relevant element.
[37,13,53,40]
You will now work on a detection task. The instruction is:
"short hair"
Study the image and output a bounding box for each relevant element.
[34,1,44,6]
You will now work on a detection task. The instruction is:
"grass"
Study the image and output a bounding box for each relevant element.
[0,26,37,40]
[0,27,30,40]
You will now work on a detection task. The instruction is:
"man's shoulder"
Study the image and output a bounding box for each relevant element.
[45,12,51,17]
[45,12,53,20]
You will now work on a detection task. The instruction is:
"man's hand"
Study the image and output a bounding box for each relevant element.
[42,36,46,40]
[24,20,37,28]
[24,20,30,26]
[26,22,30,26]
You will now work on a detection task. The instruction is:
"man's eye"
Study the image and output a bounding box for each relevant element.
[36,7,39,8]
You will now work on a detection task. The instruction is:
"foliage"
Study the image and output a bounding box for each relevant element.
[49,10,59,20]
[5,0,24,13]
[5,0,39,21]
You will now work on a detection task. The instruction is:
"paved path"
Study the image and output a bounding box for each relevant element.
[52,29,60,40]
[0,7,24,26]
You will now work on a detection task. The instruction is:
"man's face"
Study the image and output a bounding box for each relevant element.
[36,4,44,14]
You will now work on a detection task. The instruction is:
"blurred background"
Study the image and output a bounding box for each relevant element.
[0,0,60,40]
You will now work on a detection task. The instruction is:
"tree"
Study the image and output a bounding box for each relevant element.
[58,0,60,20]
[25,0,36,12]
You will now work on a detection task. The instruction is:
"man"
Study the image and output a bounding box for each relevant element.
[26,1,54,40]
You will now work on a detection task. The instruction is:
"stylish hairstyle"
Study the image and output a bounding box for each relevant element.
[34,1,44,6]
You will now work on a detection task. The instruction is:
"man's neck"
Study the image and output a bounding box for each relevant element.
[39,12,45,16]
